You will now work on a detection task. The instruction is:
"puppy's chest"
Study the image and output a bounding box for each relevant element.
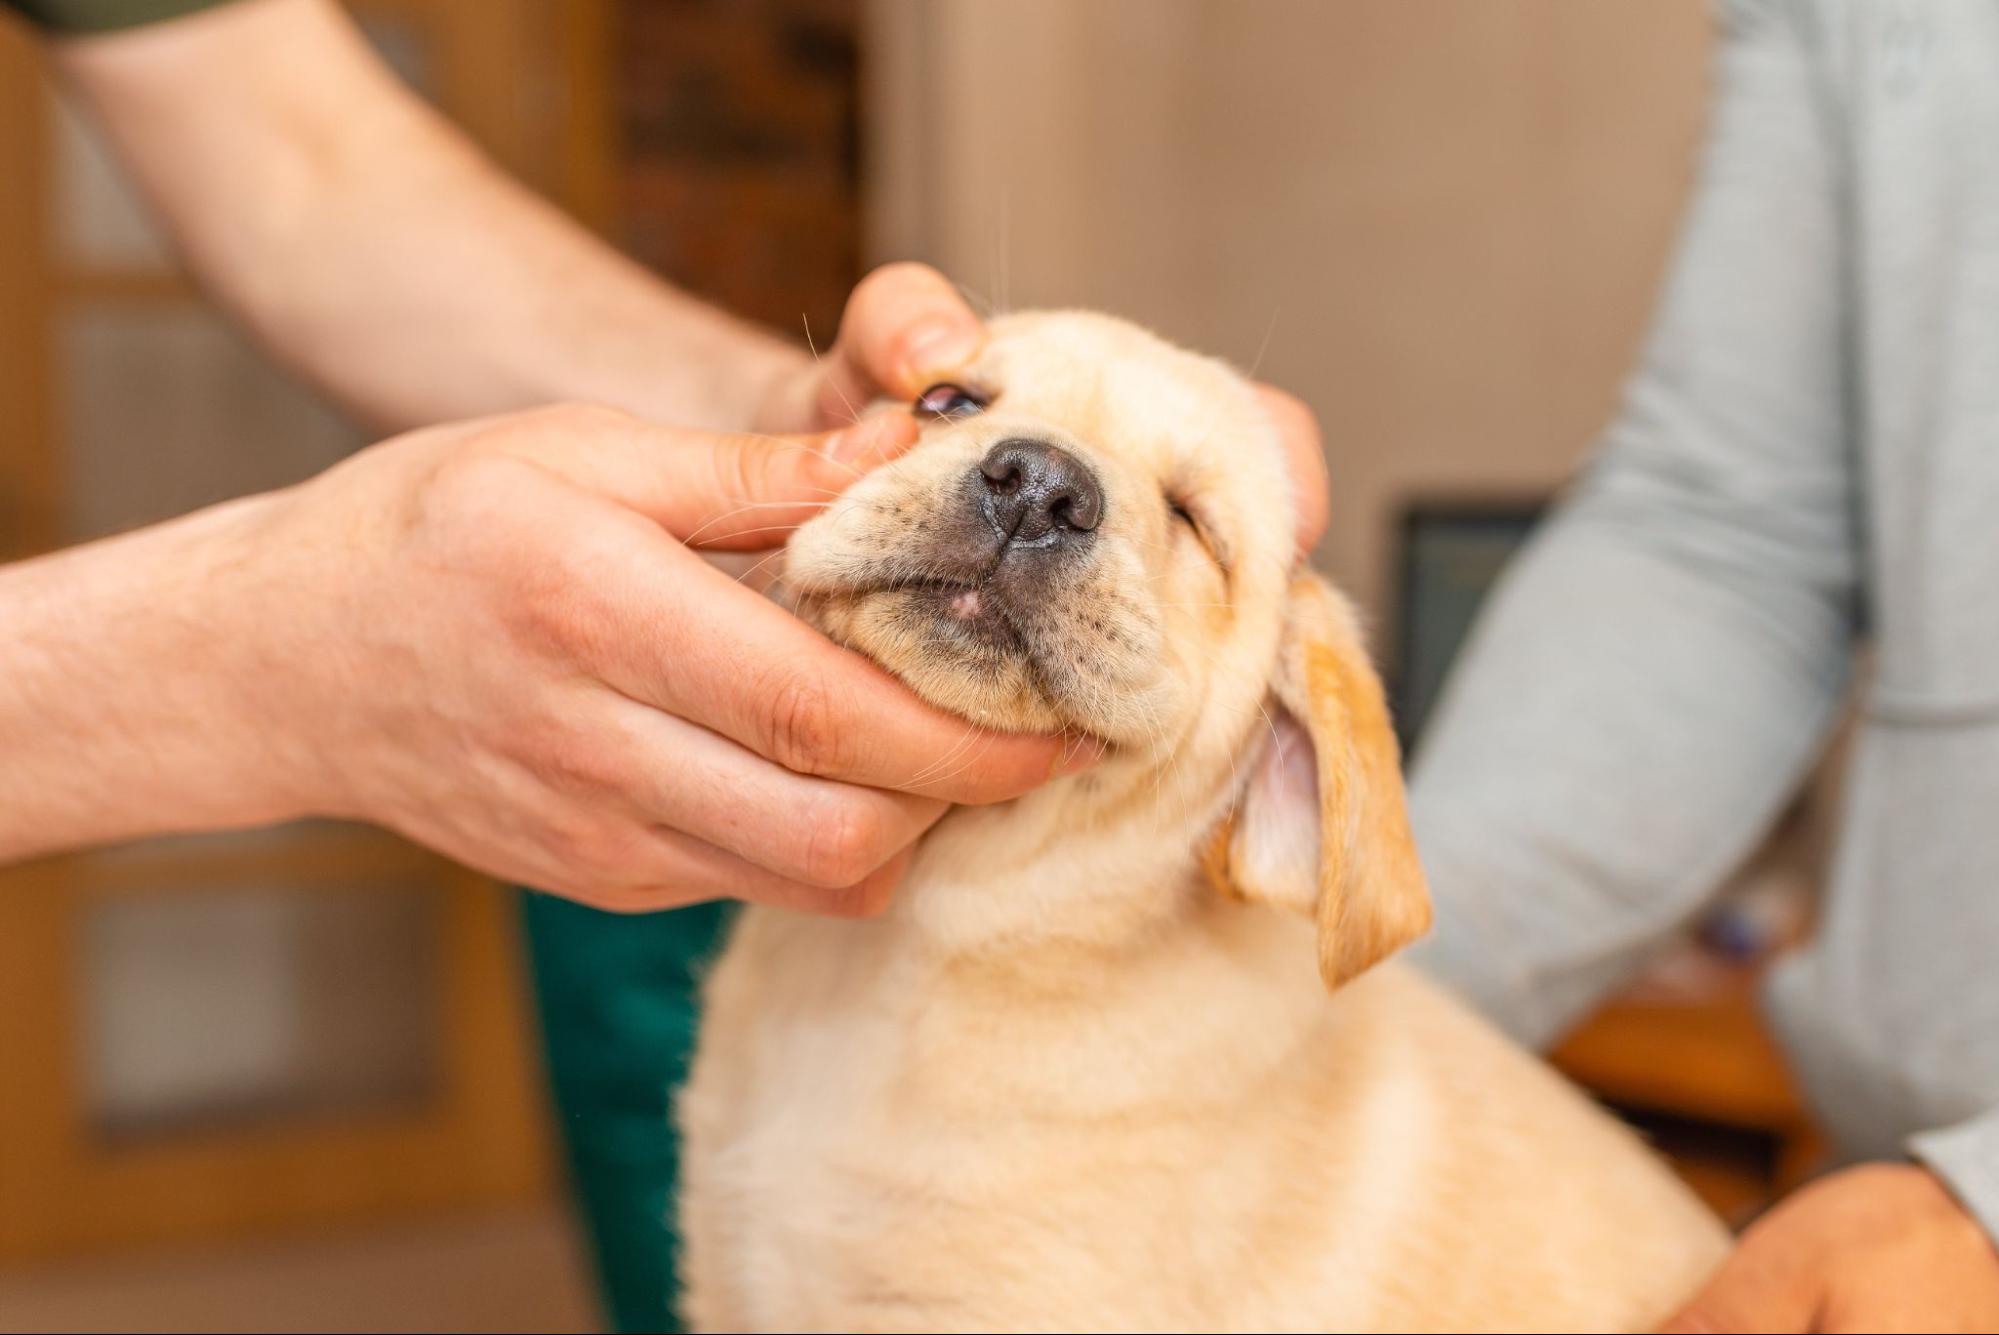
[678,913,1385,1329]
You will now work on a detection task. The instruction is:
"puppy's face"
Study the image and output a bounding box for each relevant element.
[787,311,1429,987]
[787,311,1294,755]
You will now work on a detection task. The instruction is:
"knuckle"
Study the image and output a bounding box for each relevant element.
[507,575,593,659]
[421,446,526,524]
[797,800,889,889]
[574,885,678,915]
[760,669,846,775]
[712,434,777,505]
[814,875,887,920]
[559,885,648,915]
[493,535,609,659]
[542,811,637,882]
[533,726,628,796]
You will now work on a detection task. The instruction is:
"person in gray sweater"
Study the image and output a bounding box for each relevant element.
[1406,1,1999,1327]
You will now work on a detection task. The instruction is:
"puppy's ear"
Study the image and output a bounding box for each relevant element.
[1202,573,1431,989]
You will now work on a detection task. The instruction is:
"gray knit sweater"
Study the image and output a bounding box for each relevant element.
[1406,0,1999,1239]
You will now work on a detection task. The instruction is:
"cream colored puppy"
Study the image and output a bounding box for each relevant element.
[677,312,1726,1333]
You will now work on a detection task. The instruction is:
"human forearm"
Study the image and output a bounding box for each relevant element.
[0,494,308,860]
[53,0,803,433]
[0,406,1073,895]
[1913,1105,1999,1250]
[1403,498,1853,1044]
[1403,1,1859,1044]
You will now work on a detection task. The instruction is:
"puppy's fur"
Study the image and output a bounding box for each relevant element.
[678,313,1727,1332]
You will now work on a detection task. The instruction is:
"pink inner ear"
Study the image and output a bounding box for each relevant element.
[1230,706,1322,914]
[1260,708,1318,806]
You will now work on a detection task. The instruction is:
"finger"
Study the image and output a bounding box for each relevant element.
[495,405,919,549]
[667,413,920,549]
[600,694,949,885]
[549,823,915,919]
[831,261,987,404]
[1254,384,1329,561]
[572,540,1093,803]
[1658,1247,1820,1335]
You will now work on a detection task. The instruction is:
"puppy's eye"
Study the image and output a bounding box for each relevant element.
[914,383,989,419]
[1167,493,1227,570]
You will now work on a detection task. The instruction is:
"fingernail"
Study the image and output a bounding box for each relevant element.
[902,320,983,381]
[1052,734,1108,776]
[825,412,917,466]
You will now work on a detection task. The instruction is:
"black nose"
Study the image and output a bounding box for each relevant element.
[976,438,1104,548]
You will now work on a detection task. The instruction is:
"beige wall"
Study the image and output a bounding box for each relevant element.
[866,0,1711,623]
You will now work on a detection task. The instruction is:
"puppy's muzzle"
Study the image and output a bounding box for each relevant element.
[976,438,1103,553]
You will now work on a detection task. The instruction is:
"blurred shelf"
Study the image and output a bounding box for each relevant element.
[1551,965,1806,1132]
[1552,960,1825,1218]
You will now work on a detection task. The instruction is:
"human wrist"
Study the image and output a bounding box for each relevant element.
[0,492,314,860]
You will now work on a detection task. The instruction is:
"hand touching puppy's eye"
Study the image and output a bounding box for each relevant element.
[914,383,990,419]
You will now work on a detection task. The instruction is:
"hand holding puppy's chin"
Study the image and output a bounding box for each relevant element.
[181,404,1075,915]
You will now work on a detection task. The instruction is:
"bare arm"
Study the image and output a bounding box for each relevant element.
[9,0,1325,903]
[0,406,1084,905]
[46,0,1334,506]
[49,0,809,433]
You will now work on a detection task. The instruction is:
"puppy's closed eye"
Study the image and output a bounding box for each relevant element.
[1166,491,1226,571]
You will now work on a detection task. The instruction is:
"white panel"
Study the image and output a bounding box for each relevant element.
[83,873,441,1138]
[87,891,304,1132]
[49,96,172,273]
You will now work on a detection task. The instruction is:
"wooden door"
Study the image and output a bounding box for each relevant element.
[0,0,609,1261]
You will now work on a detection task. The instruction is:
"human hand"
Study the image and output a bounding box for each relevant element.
[1661,1163,1999,1333]
[755,261,1330,558]
[226,403,1092,913]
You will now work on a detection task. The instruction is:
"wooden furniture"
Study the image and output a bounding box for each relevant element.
[1554,965,1825,1222]
[0,0,609,1262]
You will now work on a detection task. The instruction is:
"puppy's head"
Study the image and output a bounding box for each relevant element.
[786,311,1427,987]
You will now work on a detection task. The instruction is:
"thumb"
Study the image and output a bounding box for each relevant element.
[505,407,920,550]
[673,412,918,549]
[1657,1246,1819,1335]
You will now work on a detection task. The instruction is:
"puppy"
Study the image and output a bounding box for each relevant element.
[677,312,1727,1332]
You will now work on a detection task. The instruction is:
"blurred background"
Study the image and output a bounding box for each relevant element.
[0,1,1842,1330]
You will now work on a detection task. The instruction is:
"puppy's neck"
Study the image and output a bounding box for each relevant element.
[891,752,1239,960]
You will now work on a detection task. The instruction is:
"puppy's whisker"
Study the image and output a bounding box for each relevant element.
[729,431,870,483]
[680,500,838,547]
[901,723,993,789]
[733,549,792,589]
[954,280,997,319]
[802,314,866,428]
[1246,306,1282,383]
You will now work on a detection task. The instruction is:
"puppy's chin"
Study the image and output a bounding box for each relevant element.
[797,587,1068,735]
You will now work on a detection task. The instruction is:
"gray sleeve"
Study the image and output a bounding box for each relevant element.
[1912,1108,1999,1247]
[1402,0,1861,1047]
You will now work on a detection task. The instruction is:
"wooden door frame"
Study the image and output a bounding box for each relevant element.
[0,0,615,1261]
[0,18,56,560]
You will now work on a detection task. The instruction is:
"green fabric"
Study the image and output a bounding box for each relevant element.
[3,0,233,33]
[521,891,735,1335]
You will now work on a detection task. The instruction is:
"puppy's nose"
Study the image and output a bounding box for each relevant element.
[977,438,1103,548]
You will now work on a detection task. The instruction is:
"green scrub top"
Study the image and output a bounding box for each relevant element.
[523,893,728,1333]
[3,0,232,32]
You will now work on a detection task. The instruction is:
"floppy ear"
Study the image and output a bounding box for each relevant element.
[1202,573,1431,989]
